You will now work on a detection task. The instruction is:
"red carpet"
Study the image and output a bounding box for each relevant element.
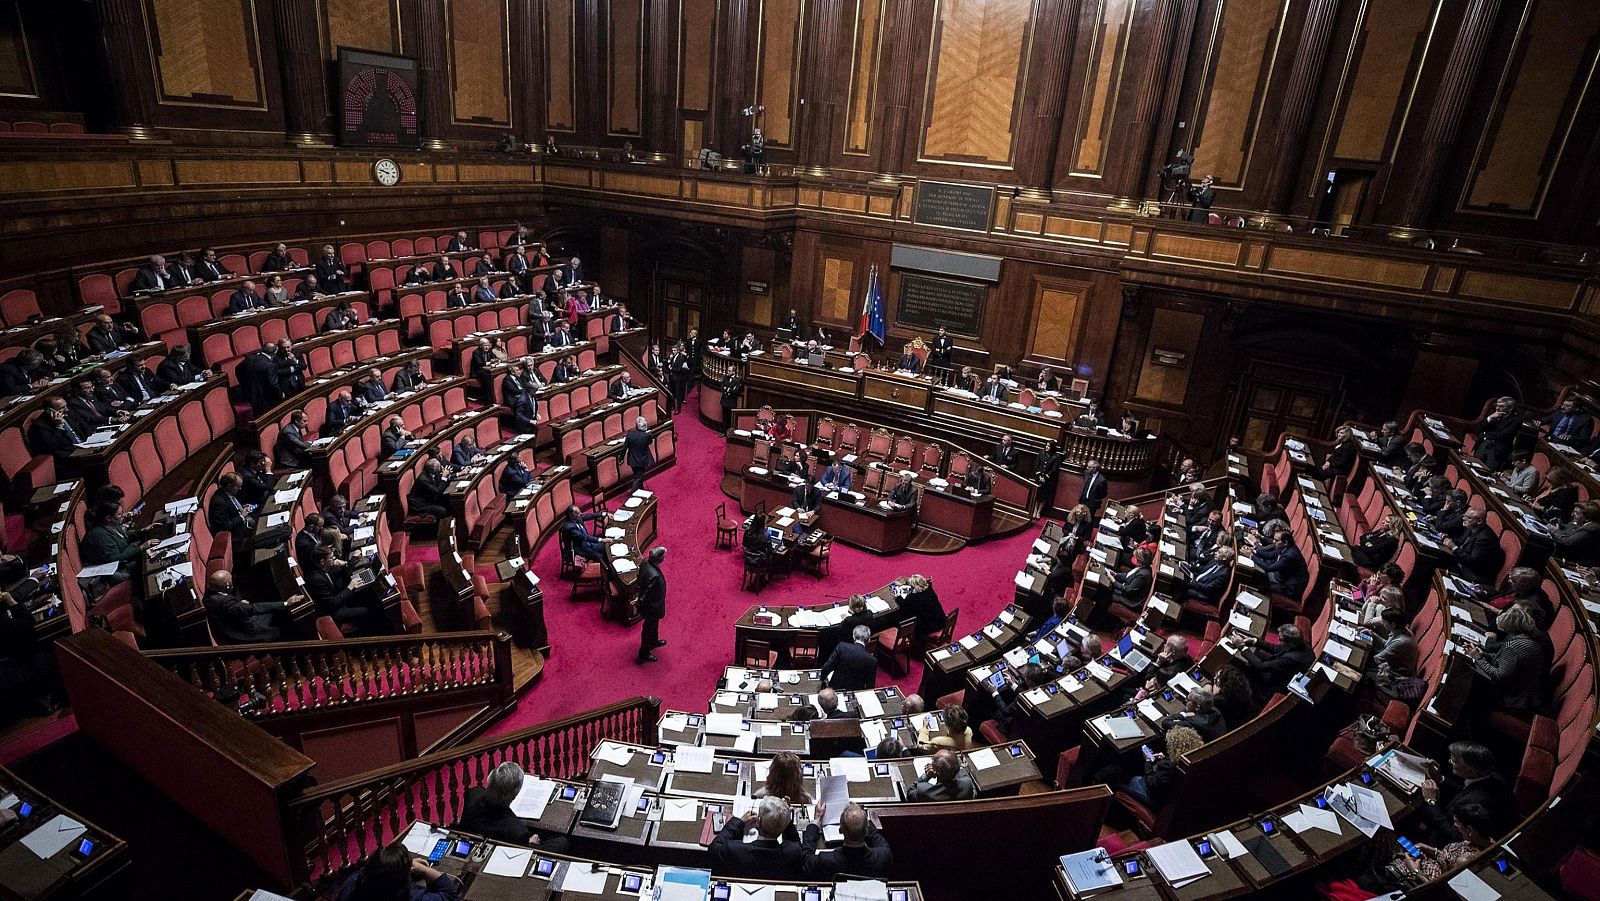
[488,388,1045,733]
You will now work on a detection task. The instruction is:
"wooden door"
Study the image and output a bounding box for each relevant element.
[651,268,707,343]
[1227,360,1346,452]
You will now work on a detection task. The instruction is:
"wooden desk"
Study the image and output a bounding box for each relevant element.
[731,581,905,664]
[916,482,995,540]
[65,370,230,486]
[739,469,915,554]
[0,763,128,901]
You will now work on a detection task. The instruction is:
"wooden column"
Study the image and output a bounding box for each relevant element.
[714,0,756,156]
[873,0,921,175]
[1381,0,1502,233]
[274,0,332,145]
[798,0,849,170]
[96,0,157,139]
[642,0,679,157]
[408,0,452,149]
[512,0,547,144]
[1259,0,1342,215]
[1105,0,1182,206]
[1020,0,1085,190]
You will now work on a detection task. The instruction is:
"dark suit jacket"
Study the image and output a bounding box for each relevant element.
[27,418,76,461]
[900,587,946,634]
[306,567,357,614]
[0,361,37,396]
[1553,520,1600,566]
[239,468,275,507]
[638,560,666,618]
[294,529,320,562]
[84,326,124,355]
[117,365,159,403]
[447,290,471,308]
[888,482,916,507]
[708,819,802,880]
[1111,565,1152,608]
[156,357,196,389]
[1544,409,1595,444]
[1241,638,1313,696]
[456,788,533,845]
[276,423,312,468]
[820,640,877,690]
[261,251,294,272]
[1159,708,1227,742]
[1324,439,1358,478]
[793,483,822,512]
[131,265,172,292]
[800,823,892,879]
[1452,523,1505,583]
[355,379,387,404]
[314,258,349,289]
[392,368,419,394]
[500,463,533,494]
[204,590,287,644]
[1422,774,1516,838]
[207,490,250,538]
[227,288,261,313]
[609,379,632,401]
[196,259,232,281]
[623,428,654,470]
[993,441,1018,466]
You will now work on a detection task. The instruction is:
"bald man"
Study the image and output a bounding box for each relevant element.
[202,570,294,644]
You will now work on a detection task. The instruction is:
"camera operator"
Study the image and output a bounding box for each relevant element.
[1188,175,1216,223]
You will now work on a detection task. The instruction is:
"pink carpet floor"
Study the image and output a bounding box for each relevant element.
[487,388,1046,733]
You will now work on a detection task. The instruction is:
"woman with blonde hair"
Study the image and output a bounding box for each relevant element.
[1065,503,1095,542]
[754,751,812,804]
[917,704,974,752]
[1352,514,1406,569]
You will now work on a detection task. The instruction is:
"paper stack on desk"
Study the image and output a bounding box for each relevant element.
[593,742,635,767]
[705,712,745,736]
[510,776,557,820]
[1147,840,1209,887]
[1060,849,1122,893]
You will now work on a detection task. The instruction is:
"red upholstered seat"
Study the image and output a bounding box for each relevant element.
[978,720,1009,745]
[1560,847,1600,901]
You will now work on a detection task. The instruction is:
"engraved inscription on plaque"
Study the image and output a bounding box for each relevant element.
[896,273,986,337]
[912,181,995,232]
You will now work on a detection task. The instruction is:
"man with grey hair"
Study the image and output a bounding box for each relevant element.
[820,623,877,691]
[622,415,654,492]
[817,687,850,719]
[637,546,668,662]
[906,748,976,801]
[708,795,802,878]
[1158,686,1226,741]
[457,760,570,852]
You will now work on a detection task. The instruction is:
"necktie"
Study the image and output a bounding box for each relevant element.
[63,421,80,442]
[1558,414,1573,436]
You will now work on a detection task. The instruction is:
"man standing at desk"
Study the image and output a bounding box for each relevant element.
[622,416,654,491]
[993,435,1018,467]
[719,370,741,433]
[793,472,823,513]
[637,547,668,663]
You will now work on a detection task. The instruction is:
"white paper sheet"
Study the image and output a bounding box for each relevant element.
[20,814,85,858]
[967,747,1001,770]
[830,757,871,782]
[1446,869,1502,901]
[555,862,611,894]
[483,845,533,878]
[662,797,700,822]
[1298,802,1342,834]
[593,742,635,767]
[674,746,716,773]
[510,776,556,819]
[1146,840,1209,885]
[401,821,441,855]
[705,712,745,736]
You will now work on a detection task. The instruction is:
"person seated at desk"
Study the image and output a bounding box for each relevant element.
[709,796,803,880]
[1177,546,1233,606]
[294,513,325,562]
[1463,606,1549,721]
[772,413,797,444]
[85,312,139,354]
[323,496,359,538]
[1100,725,1204,811]
[1254,527,1309,599]
[1352,514,1405,569]
[814,687,851,720]
[1542,397,1594,446]
[260,243,294,273]
[1318,425,1360,481]
[321,389,360,438]
[131,254,174,292]
[322,299,358,333]
[80,502,154,585]
[609,370,641,401]
[355,368,389,404]
[895,347,923,374]
[336,842,461,901]
[238,450,276,508]
[1417,741,1516,842]
[560,505,607,562]
[306,545,383,635]
[1074,402,1104,429]
[551,355,580,385]
[1158,687,1227,741]
[1237,623,1314,703]
[801,801,891,879]
[1120,413,1140,435]
[402,263,432,286]
[887,474,916,509]
[546,320,577,350]
[26,400,78,463]
[203,570,291,645]
[819,458,853,492]
[471,276,497,305]
[1360,803,1498,893]
[1189,508,1224,560]
[1430,489,1469,540]
[1109,547,1153,612]
[0,349,49,397]
[992,434,1018,468]
[1474,396,1521,471]
[452,434,487,468]
[66,378,122,435]
[499,456,533,495]
[951,365,978,393]
[898,574,945,637]
[820,624,877,691]
[469,253,496,279]
[1133,635,1194,702]
[271,410,312,469]
[743,511,772,562]
[1552,500,1600,565]
[963,465,993,494]
[1534,468,1580,524]
[793,473,823,512]
[607,303,635,334]
[754,751,814,804]
[376,415,411,462]
[391,359,423,395]
[1177,484,1214,530]
[194,247,233,281]
[1400,443,1438,492]
[1370,606,1419,703]
[91,367,135,412]
[428,255,455,282]
[227,280,263,313]
[456,761,570,852]
[906,749,976,802]
[445,281,471,309]
[1034,367,1060,393]
[1501,451,1539,498]
[978,373,1005,402]
[1486,566,1554,625]
[287,275,324,306]
[407,459,451,519]
[207,474,255,546]
[1442,507,1505,584]
[916,703,974,752]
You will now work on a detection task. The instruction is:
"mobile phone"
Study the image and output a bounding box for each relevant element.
[989,672,1006,688]
[1196,839,1214,858]
[687,715,702,726]
[890,891,909,901]
[1396,836,1421,859]
[1313,795,1329,809]
[427,838,450,862]
[1141,745,1155,761]
[802,764,815,776]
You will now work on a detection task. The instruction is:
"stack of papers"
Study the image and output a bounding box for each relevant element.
[1147,840,1209,887]
[705,712,745,736]
[674,746,716,773]
[509,777,557,819]
[1060,849,1122,892]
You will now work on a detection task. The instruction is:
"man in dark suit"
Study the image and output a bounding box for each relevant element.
[203,570,291,644]
[457,761,570,852]
[354,368,388,404]
[551,355,579,383]
[1034,367,1061,393]
[294,513,324,563]
[708,796,802,879]
[1238,623,1315,702]
[552,255,583,288]
[1553,501,1600,566]
[993,435,1018,468]
[84,314,134,355]
[407,459,451,519]
[1189,509,1224,561]
[667,345,692,414]
[887,474,916,509]
[65,379,115,435]
[195,247,233,281]
[402,264,431,286]
[446,281,472,309]
[793,473,823,513]
[609,371,639,401]
[1542,397,1595,446]
[622,416,654,492]
[273,339,306,396]
[500,456,534,495]
[719,371,741,432]
[546,321,576,348]
[379,415,411,460]
[391,360,422,394]
[306,544,383,635]
[608,304,634,334]
[1111,547,1153,611]
[446,230,476,254]
[1078,459,1107,512]
[820,625,877,690]
[963,465,993,495]
[1157,687,1227,741]
[503,245,530,290]
[293,274,323,301]
[238,450,276,507]
[116,361,160,404]
[928,327,953,373]
[276,410,314,469]
[227,281,262,313]
[236,348,282,415]
[321,390,359,438]
[314,244,350,292]
[979,374,1005,403]
[207,474,255,547]
[131,255,175,292]
[1444,508,1505,584]
[895,348,923,374]
[1187,175,1215,222]
[167,251,201,286]
[27,400,79,462]
[906,750,977,801]
[261,243,294,272]
[1473,397,1521,471]
[819,459,853,492]
[155,346,198,389]
[637,546,668,662]
[1419,741,1517,841]
[92,368,135,412]
[0,350,47,396]
[429,255,455,282]
[560,506,607,562]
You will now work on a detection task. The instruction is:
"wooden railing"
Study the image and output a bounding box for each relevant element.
[284,695,661,887]
[144,631,512,719]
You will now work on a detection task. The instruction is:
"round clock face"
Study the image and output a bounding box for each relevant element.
[373,159,401,186]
